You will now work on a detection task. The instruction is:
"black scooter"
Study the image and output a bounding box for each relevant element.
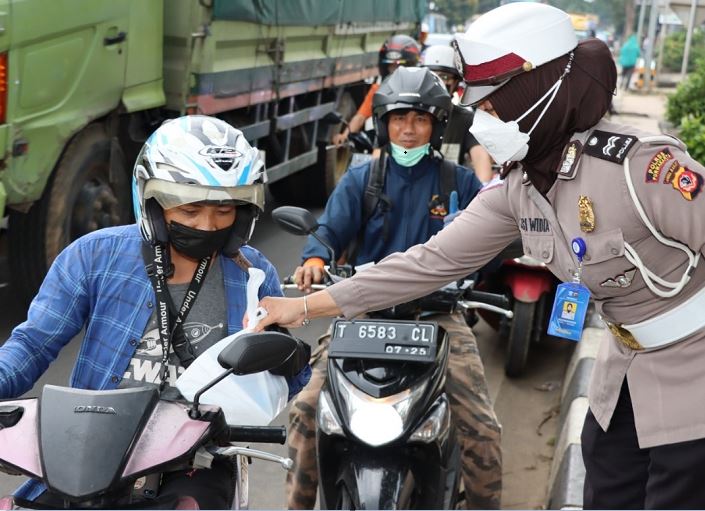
[273,206,512,510]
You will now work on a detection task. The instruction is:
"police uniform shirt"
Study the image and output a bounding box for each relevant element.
[328,119,705,449]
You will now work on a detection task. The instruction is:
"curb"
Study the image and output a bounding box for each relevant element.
[546,327,605,510]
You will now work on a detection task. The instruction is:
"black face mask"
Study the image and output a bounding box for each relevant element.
[168,221,232,260]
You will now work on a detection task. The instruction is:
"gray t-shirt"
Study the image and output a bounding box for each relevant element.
[120,260,227,396]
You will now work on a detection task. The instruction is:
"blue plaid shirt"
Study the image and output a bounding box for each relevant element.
[0,224,311,500]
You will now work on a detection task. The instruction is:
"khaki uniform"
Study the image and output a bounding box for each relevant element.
[329,119,705,450]
[287,312,502,509]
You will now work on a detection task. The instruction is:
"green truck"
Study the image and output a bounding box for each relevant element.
[0,0,425,300]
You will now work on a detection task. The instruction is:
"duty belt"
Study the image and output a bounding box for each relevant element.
[605,284,705,351]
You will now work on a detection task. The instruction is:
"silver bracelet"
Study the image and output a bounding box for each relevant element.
[302,295,310,326]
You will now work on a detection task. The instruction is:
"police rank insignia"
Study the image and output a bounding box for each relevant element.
[645,148,676,183]
[558,140,582,179]
[578,195,596,233]
[663,163,703,201]
[583,130,637,164]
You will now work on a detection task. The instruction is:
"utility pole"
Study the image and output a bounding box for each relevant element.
[636,0,648,46]
[681,0,699,80]
[643,0,660,90]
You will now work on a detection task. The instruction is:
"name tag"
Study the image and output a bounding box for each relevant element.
[547,282,590,342]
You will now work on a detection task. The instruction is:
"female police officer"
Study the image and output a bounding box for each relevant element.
[251,3,705,508]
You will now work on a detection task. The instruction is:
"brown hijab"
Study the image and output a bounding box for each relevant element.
[488,39,617,194]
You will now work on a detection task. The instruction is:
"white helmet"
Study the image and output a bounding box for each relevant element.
[132,115,266,254]
[422,45,461,79]
[452,2,578,105]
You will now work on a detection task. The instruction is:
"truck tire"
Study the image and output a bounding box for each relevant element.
[269,91,357,206]
[8,123,131,303]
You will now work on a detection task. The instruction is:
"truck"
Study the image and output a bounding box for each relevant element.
[0,0,426,301]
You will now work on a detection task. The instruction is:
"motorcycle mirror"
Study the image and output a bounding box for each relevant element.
[272,206,338,274]
[189,332,298,419]
[320,111,346,125]
[218,332,298,375]
[272,206,320,236]
[349,131,374,153]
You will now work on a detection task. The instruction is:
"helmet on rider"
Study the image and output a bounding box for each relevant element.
[378,34,421,78]
[452,2,577,106]
[132,115,266,258]
[373,66,452,151]
[421,45,463,94]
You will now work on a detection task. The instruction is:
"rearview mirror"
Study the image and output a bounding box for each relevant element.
[272,206,319,236]
[218,332,298,375]
[321,111,345,125]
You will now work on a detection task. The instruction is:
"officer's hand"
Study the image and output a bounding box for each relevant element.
[443,211,461,228]
[332,131,349,146]
[294,258,325,293]
[245,296,306,332]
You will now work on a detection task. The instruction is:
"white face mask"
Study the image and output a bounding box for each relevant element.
[469,54,574,165]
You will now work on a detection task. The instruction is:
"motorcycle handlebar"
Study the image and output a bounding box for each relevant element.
[464,290,511,310]
[227,425,287,445]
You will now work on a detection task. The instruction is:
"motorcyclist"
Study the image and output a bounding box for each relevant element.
[287,66,502,510]
[0,116,311,509]
[422,44,495,185]
[332,34,421,145]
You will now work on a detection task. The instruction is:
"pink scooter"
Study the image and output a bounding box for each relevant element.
[0,332,297,509]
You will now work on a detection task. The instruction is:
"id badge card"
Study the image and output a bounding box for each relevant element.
[547,282,590,342]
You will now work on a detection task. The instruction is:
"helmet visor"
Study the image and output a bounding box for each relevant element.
[144,179,265,211]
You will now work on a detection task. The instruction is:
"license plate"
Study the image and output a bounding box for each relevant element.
[328,319,437,363]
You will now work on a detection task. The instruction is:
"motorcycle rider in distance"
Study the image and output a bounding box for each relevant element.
[287,66,502,510]
[0,116,311,509]
[422,44,495,185]
[332,34,421,146]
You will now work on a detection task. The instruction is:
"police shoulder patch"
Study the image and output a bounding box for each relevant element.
[583,130,637,164]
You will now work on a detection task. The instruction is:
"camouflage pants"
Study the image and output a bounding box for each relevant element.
[286,312,502,509]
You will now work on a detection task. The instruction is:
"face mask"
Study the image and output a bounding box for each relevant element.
[470,54,574,165]
[390,142,431,167]
[168,221,232,260]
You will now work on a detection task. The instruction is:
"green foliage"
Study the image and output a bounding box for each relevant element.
[666,59,705,125]
[678,115,705,164]
[661,29,705,73]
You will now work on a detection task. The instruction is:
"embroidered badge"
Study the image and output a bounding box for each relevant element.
[558,140,583,179]
[578,195,596,233]
[666,165,704,201]
[662,160,682,184]
[428,194,448,218]
[583,130,637,164]
[600,268,637,288]
[645,148,673,183]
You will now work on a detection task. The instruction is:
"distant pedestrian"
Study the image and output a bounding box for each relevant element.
[619,34,640,90]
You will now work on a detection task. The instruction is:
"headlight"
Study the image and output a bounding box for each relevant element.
[335,370,427,447]
[317,389,343,436]
[409,395,450,443]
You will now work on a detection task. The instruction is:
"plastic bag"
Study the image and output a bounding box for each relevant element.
[175,268,288,426]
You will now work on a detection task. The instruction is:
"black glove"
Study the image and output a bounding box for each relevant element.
[265,325,311,378]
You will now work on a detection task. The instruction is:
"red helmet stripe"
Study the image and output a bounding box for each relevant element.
[463,53,527,85]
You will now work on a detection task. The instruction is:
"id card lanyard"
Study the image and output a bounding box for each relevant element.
[147,243,212,388]
[547,237,591,342]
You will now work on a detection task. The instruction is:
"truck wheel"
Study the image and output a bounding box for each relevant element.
[321,91,357,197]
[8,124,131,303]
[505,301,535,377]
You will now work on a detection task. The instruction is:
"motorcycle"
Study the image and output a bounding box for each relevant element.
[479,239,559,377]
[273,206,512,509]
[0,332,298,510]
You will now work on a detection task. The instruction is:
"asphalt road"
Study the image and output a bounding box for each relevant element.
[0,200,574,509]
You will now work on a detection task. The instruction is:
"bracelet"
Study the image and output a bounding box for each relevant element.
[302,295,311,326]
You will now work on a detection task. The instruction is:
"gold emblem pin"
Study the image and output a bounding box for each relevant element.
[578,195,595,233]
[522,61,533,72]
